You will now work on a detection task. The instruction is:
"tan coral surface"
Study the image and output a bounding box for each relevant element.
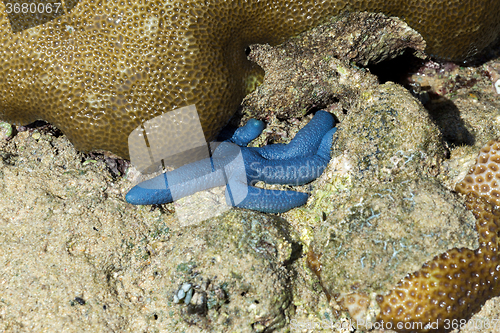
[457,140,500,206]
[1,0,499,157]
[376,140,500,331]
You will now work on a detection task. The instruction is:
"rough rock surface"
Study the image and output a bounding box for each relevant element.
[1,11,500,333]
[313,178,478,296]
[241,12,424,121]
[308,80,480,299]
[0,132,302,332]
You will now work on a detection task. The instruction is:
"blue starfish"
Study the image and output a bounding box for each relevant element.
[125,111,336,213]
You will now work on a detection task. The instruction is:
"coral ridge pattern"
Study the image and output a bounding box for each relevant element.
[373,140,500,332]
[0,0,499,157]
[126,110,337,213]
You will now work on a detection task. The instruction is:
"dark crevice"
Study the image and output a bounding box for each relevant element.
[367,49,425,84]
[368,52,476,149]
[17,120,64,138]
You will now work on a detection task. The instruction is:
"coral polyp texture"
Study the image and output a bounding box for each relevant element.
[375,140,500,331]
[456,141,500,205]
[1,1,500,158]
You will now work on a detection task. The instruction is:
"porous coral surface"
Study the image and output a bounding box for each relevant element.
[2,10,500,333]
[378,197,500,331]
[375,141,500,331]
[0,0,499,157]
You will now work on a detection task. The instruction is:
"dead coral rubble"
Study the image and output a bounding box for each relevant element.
[242,12,425,122]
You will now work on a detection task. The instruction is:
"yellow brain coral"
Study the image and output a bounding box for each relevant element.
[375,140,500,331]
[0,0,499,157]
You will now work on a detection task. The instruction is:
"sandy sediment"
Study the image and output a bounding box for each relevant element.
[1,12,500,333]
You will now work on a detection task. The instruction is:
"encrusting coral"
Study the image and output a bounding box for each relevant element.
[373,140,500,331]
[1,0,499,158]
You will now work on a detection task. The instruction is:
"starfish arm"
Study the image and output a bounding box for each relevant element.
[125,173,173,205]
[126,111,336,213]
[243,153,332,185]
[227,118,266,146]
[226,181,309,214]
[317,127,338,160]
[125,144,238,205]
[253,110,335,160]
[242,112,337,185]
[226,125,337,213]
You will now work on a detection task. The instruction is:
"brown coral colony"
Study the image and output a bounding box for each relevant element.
[376,141,500,331]
[1,0,500,330]
[459,141,500,204]
[0,0,500,157]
